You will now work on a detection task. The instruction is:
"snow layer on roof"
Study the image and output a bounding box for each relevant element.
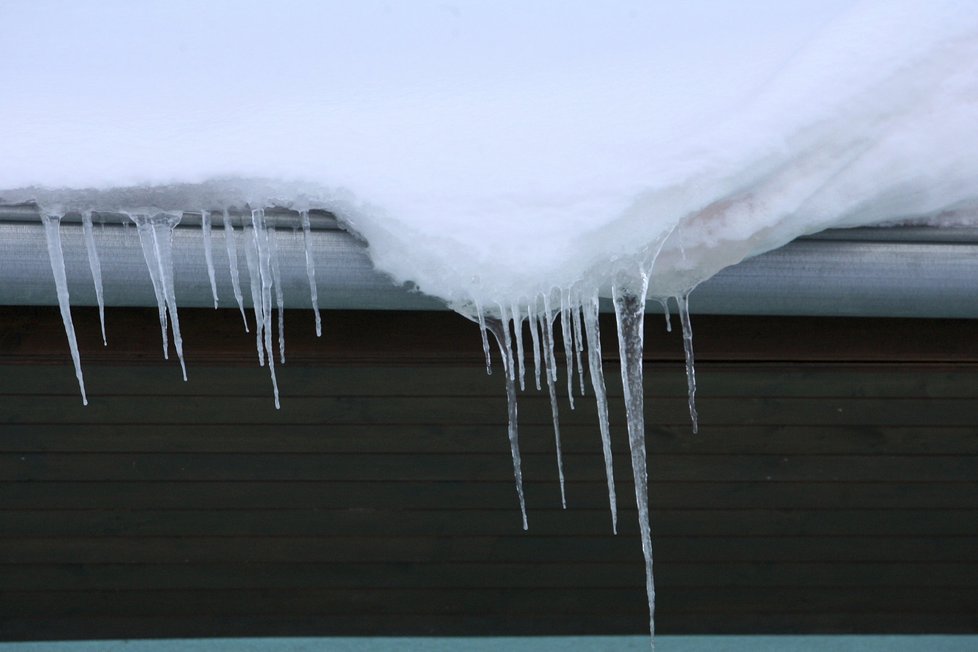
[2,0,978,306]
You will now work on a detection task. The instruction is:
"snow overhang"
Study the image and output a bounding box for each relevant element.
[2,203,977,319]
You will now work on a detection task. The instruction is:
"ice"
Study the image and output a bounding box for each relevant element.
[657,299,672,333]
[41,214,87,405]
[300,211,323,337]
[526,301,543,392]
[243,226,265,366]
[537,309,567,509]
[474,298,492,375]
[677,293,699,434]
[200,210,219,309]
[130,213,187,381]
[559,291,576,410]
[250,209,281,409]
[222,210,250,332]
[486,317,528,531]
[582,293,618,534]
[613,272,657,648]
[268,225,286,364]
[80,211,106,346]
[571,302,587,397]
[510,301,527,391]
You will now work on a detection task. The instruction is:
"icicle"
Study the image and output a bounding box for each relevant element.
[81,211,106,346]
[250,209,281,410]
[658,298,672,333]
[130,213,187,381]
[473,297,492,375]
[527,300,542,391]
[41,213,87,405]
[541,292,558,383]
[496,304,515,383]
[510,301,527,391]
[486,318,528,530]
[243,226,265,367]
[677,293,699,434]
[200,210,219,309]
[300,210,323,337]
[130,213,169,360]
[268,226,286,364]
[613,273,656,649]
[559,291,576,409]
[223,210,250,332]
[571,300,586,397]
[582,293,617,534]
[538,311,567,509]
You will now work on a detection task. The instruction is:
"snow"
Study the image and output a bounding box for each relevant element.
[3,0,978,646]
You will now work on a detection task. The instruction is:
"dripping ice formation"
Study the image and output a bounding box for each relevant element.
[3,0,978,646]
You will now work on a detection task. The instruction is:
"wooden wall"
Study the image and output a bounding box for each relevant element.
[0,307,976,640]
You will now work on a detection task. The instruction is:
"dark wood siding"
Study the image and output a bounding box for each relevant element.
[1,307,976,640]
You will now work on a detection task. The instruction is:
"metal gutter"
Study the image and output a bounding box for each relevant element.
[1,206,976,318]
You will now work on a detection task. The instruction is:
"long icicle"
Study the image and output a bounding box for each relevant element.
[559,290,576,409]
[41,213,87,405]
[251,209,281,409]
[582,292,617,534]
[300,210,323,337]
[487,316,528,530]
[268,225,286,364]
[201,209,219,309]
[538,310,567,509]
[151,213,187,381]
[677,293,699,434]
[81,211,107,346]
[527,299,543,391]
[613,273,656,649]
[130,214,169,360]
[223,210,249,332]
[243,225,265,367]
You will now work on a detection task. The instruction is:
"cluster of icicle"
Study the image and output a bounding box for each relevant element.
[41,206,701,648]
[40,207,323,409]
[464,278,698,649]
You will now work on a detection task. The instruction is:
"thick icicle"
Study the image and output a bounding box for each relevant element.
[200,210,219,309]
[527,300,542,391]
[268,226,286,364]
[131,213,187,380]
[300,210,323,337]
[559,291,576,410]
[223,210,250,332]
[81,211,106,346]
[130,214,169,360]
[250,209,281,409]
[613,273,656,648]
[510,301,527,391]
[677,293,699,434]
[582,293,617,534]
[41,214,87,405]
[538,311,567,509]
[243,226,266,366]
[571,301,586,397]
[486,317,528,530]
[474,297,492,375]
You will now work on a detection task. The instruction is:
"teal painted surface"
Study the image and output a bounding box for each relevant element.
[1,637,976,651]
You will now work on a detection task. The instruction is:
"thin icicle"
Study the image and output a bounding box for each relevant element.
[527,300,542,391]
[487,318,528,530]
[223,210,249,332]
[81,211,106,346]
[41,213,87,405]
[559,291,576,410]
[243,226,265,367]
[496,303,515,383]
[677,293,699,434]
[131,213,187,381]
[538,312,567,509]
[300,210,323,337]
[613,273,656,649]
[510,301,527,391]
[200,210,219,309]
[130,213,169,360]
[571,301,586,397]
[474,297,492,375]
[268,226,286,364]
[582,293,617,534]
[251,208,281,409]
